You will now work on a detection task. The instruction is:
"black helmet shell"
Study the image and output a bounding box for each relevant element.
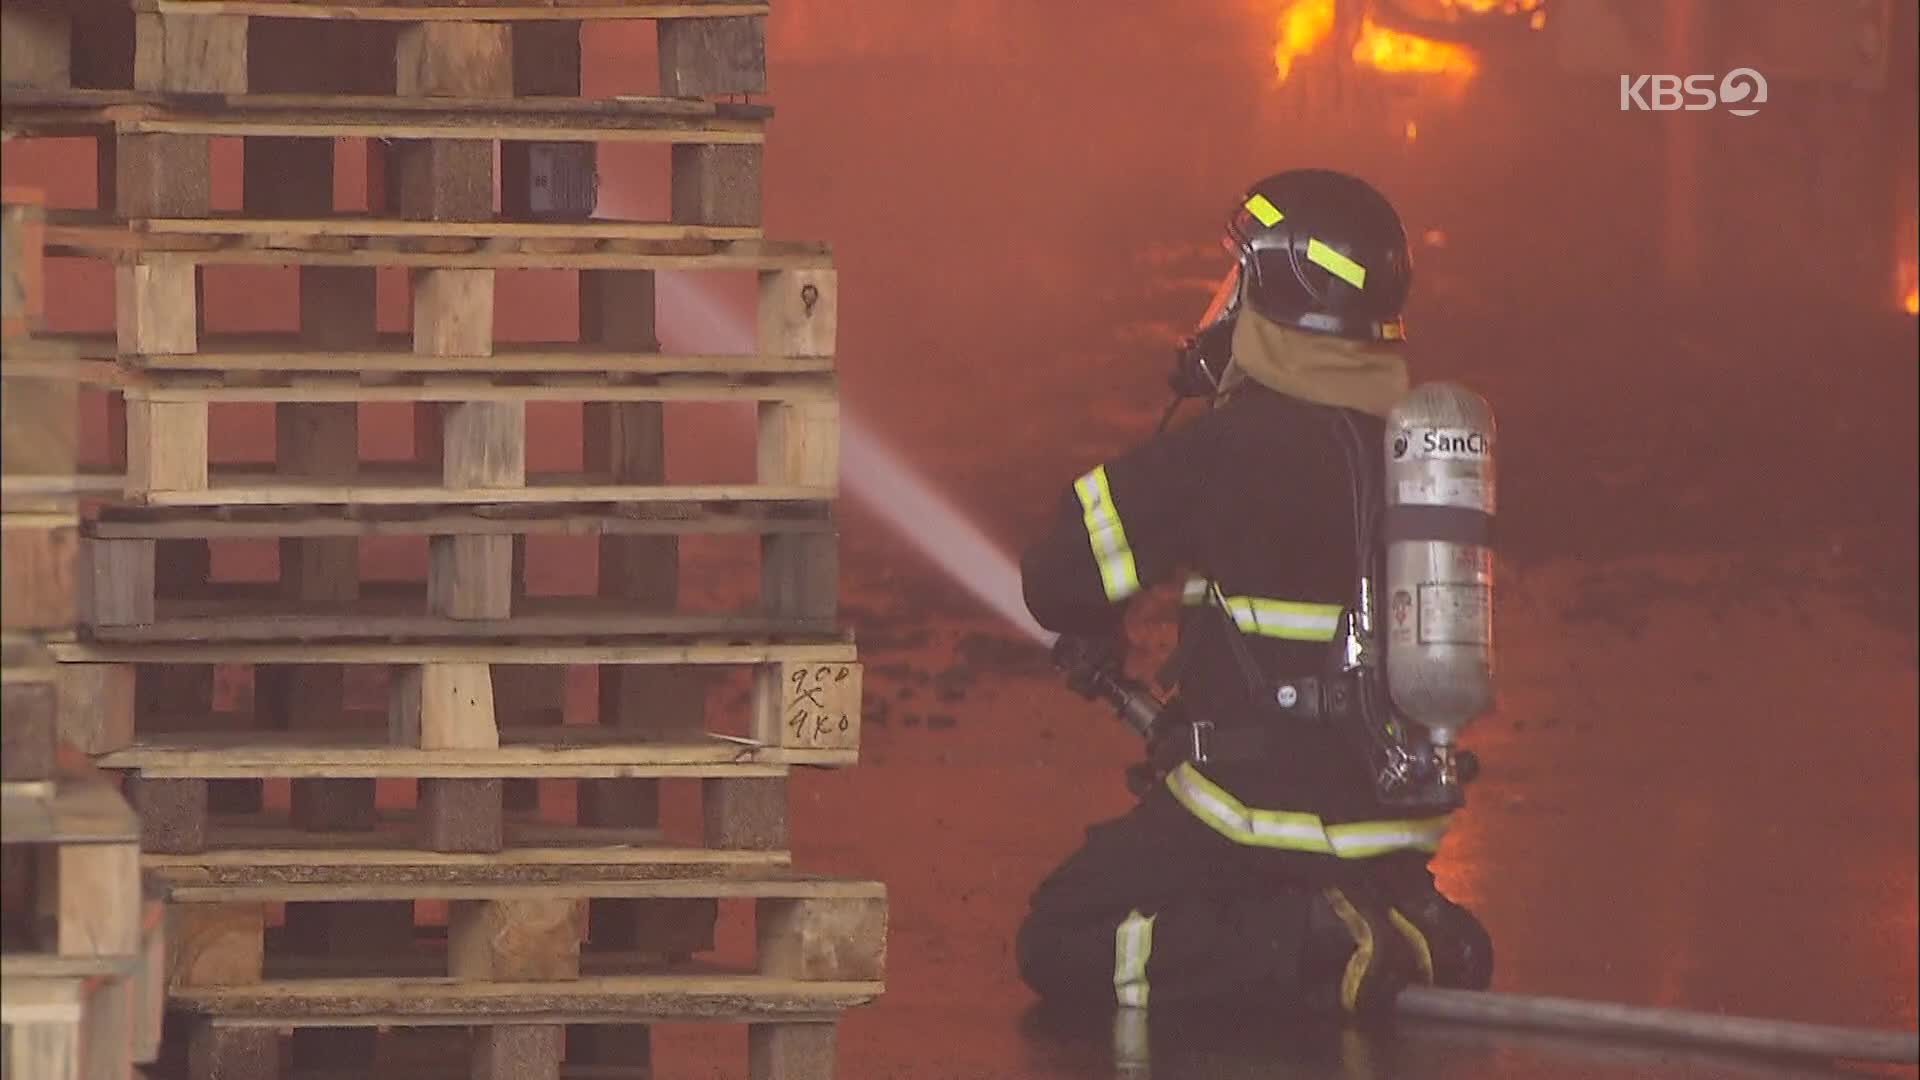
[1227,169,1412,343]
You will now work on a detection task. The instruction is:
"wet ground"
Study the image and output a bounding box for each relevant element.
[7,2,1917,1076]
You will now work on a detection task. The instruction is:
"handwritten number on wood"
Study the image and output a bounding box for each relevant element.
[784,664,856,747]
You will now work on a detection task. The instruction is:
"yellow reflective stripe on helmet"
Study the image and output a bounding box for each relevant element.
[1218,596,1344,642]
[1073,466,1141,602]
[1166,764,1452,858]
[1244,194,1285,227]
[1113,909,1156,1008]
[1306,238,1367,289]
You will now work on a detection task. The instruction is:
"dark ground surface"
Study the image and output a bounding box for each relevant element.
[7,2,1917,1077]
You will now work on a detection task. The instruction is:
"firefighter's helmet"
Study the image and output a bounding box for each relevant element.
[1227,169,1413,344]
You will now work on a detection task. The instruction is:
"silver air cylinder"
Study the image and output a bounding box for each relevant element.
[1383,383,1496,753]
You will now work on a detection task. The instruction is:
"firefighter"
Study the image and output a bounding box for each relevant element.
[1015,170,1492,1018]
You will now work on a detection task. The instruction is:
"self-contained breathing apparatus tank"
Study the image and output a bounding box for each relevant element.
[1381,383,1497,792]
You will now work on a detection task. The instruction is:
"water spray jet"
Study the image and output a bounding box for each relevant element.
[655,276,1051,645]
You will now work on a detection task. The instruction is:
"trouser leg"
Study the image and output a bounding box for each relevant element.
[1015,790,1315,1008]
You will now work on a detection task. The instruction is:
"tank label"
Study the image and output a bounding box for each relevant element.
[1397,478,1493,513]
[1397,427,1491,461]
[1417,584,1491,646]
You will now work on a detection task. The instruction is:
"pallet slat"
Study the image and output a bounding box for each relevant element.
[95,738,839,776]
[174,973,881,1023]
[89,504,833,539]
[141,1,769,18]
[50,225,825,269]
[53,640,853,664]
[87,610,838,643]
[2,88,768,122]
[112,477,832,508]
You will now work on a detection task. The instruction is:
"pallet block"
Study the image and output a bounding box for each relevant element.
[3,195,48,336]
[2,517,79,633]
[657,15,766,97]
[0,5,72,92]
[134,12,248,93]
[2,677,60,782]
[100,132,214,219]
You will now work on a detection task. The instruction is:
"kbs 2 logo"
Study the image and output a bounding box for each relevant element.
[1619,68,1768,117]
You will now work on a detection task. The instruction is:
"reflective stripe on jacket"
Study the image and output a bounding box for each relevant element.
[1165,763,1450,858]
[1180,576,1343,642]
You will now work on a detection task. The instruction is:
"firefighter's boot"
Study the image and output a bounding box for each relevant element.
[1302,887,1417,1018]
[1386,881,1494,990]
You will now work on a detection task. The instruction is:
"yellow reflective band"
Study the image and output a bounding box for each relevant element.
[1219,595,1344,642]
[1113,909,1156,1008]
[1165,764,1452,858]
[1244,194,1285,227]
[1324,888,1375,1013]
[1325,816,1451,858]
[1179,581,1342,639]
[1165,764,1334,852]
[1073,466,1141,602]
[1306,238,1366,288]
[1388,908,1436,985]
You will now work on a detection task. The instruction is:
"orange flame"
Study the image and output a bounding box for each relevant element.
[1352,16,1479,78]
[1273,0,1336,82]
[1441,0,1542,14]
[1270,0,1481,84]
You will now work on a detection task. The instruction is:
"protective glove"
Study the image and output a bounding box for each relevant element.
[1123,699,1189,799]
[1303,886,1418,1018]
[1052,630,1129,701]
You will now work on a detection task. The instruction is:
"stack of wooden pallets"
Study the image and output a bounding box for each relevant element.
[3,191,168,1080]
[1,4,882,1077]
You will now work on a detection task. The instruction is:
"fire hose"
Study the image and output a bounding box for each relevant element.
[1052,636,1920,1066]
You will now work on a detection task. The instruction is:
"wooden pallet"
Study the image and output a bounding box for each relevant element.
[0,6,766,98]
[8,6,880,1073]
[53,638,860,856]
[175,996,861,1080]
[4,3,766,226]
[152,843,881,1080]
[164,876,883,980]
[1,91,768,142]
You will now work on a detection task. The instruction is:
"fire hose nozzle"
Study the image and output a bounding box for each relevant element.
[1052,634,1165,740]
